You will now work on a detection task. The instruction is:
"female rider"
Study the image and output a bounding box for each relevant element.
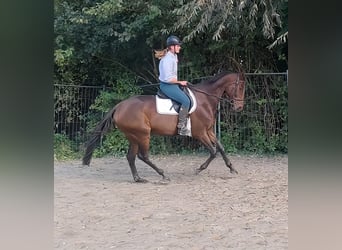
[158,35,190,136]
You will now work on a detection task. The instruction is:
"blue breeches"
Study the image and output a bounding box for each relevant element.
[160,82,190,110]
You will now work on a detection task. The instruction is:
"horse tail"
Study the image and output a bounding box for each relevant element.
[82,106,117,166]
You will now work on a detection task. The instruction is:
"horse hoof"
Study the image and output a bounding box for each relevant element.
[195,168,202,175]
[157,177,170,185]
[135,177,148,183]
[230,169,238,174]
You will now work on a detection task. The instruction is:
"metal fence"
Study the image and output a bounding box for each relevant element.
[54,72,287,154]
[54,84,107,151]
[215,72,288,152]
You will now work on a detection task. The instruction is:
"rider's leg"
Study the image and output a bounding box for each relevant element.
[159,84,191,135]
[177,105,190,135]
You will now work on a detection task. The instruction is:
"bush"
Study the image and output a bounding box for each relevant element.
[93,130,129,157]
[220,129,239,153]
[54,133,79,160]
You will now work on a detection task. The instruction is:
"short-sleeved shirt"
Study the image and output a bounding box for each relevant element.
[158,51,178,82]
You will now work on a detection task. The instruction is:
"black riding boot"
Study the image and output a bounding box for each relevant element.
[177,106,190,136]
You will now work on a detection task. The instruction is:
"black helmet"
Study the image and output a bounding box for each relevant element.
[166,35,182,47]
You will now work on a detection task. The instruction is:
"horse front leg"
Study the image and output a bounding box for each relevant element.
[216,140,238,174]
[195,135,218,174]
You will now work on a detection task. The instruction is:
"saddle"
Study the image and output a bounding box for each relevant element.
[156,86,195,113]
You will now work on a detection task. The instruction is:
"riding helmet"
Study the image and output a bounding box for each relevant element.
[166,35,182,47]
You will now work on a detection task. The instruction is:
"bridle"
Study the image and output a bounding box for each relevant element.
[231,74,245,102]
[188,74,245,104]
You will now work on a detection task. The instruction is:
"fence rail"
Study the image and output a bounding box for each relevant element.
[54,72,288,154]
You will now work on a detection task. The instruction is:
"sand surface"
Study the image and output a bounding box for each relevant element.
[54,154,288,249]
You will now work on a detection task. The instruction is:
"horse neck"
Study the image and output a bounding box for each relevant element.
[193,73,235,113]
[199,73,235,97]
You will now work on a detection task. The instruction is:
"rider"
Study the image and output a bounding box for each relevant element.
[158,35,191,136]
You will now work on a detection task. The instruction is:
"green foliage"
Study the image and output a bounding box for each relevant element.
[85,72,143,156]
[90,72,142,112]
[220,129,240,153]
[54,0,288,157]
[93,130,129,157]
[220,121,286,155]
[54,134,79,160]
[149,136,202,155]
[242,121,271,153]
[54,0,288,85]
[149,136,169,154]
[218,75,288,154]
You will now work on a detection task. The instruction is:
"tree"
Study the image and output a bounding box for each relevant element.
[54,0,288,155]
[55,0,288,85]
[164,0,288,72]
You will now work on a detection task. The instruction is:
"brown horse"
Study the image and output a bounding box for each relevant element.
[82,71,246,182]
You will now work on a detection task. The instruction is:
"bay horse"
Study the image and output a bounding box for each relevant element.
[82,71,246,182]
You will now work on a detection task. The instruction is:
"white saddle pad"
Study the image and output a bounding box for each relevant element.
[155,88,197,115]
[155,88,196,137]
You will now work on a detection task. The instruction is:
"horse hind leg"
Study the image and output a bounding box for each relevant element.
[127,143,148,183]
[138,144,170,181]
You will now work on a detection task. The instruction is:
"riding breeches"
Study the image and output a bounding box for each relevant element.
[159,82,190,110]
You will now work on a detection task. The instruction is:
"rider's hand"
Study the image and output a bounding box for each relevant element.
[179,81,188,86]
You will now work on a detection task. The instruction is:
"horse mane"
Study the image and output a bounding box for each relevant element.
[196,71,233,86]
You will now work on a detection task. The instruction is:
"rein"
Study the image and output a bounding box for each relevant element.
[187,76,244,104]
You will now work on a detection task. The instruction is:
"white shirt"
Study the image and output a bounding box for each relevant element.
[158,51,178,82]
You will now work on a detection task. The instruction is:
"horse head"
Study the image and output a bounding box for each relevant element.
[224,72,245,112]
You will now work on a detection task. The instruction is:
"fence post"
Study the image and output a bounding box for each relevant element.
[100,85,106,147]
[286,69,288,85]
[215,102,221,141]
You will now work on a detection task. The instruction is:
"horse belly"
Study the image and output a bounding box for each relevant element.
[150,115,178,135]
[113,96,178,136]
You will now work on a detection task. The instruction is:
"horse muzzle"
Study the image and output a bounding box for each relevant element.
[232,102,244,112]
[234,106,243,112]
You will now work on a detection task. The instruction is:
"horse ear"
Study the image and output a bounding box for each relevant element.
[154,49,167,60]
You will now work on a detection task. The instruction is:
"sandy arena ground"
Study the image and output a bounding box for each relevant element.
[54,154,288,249]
